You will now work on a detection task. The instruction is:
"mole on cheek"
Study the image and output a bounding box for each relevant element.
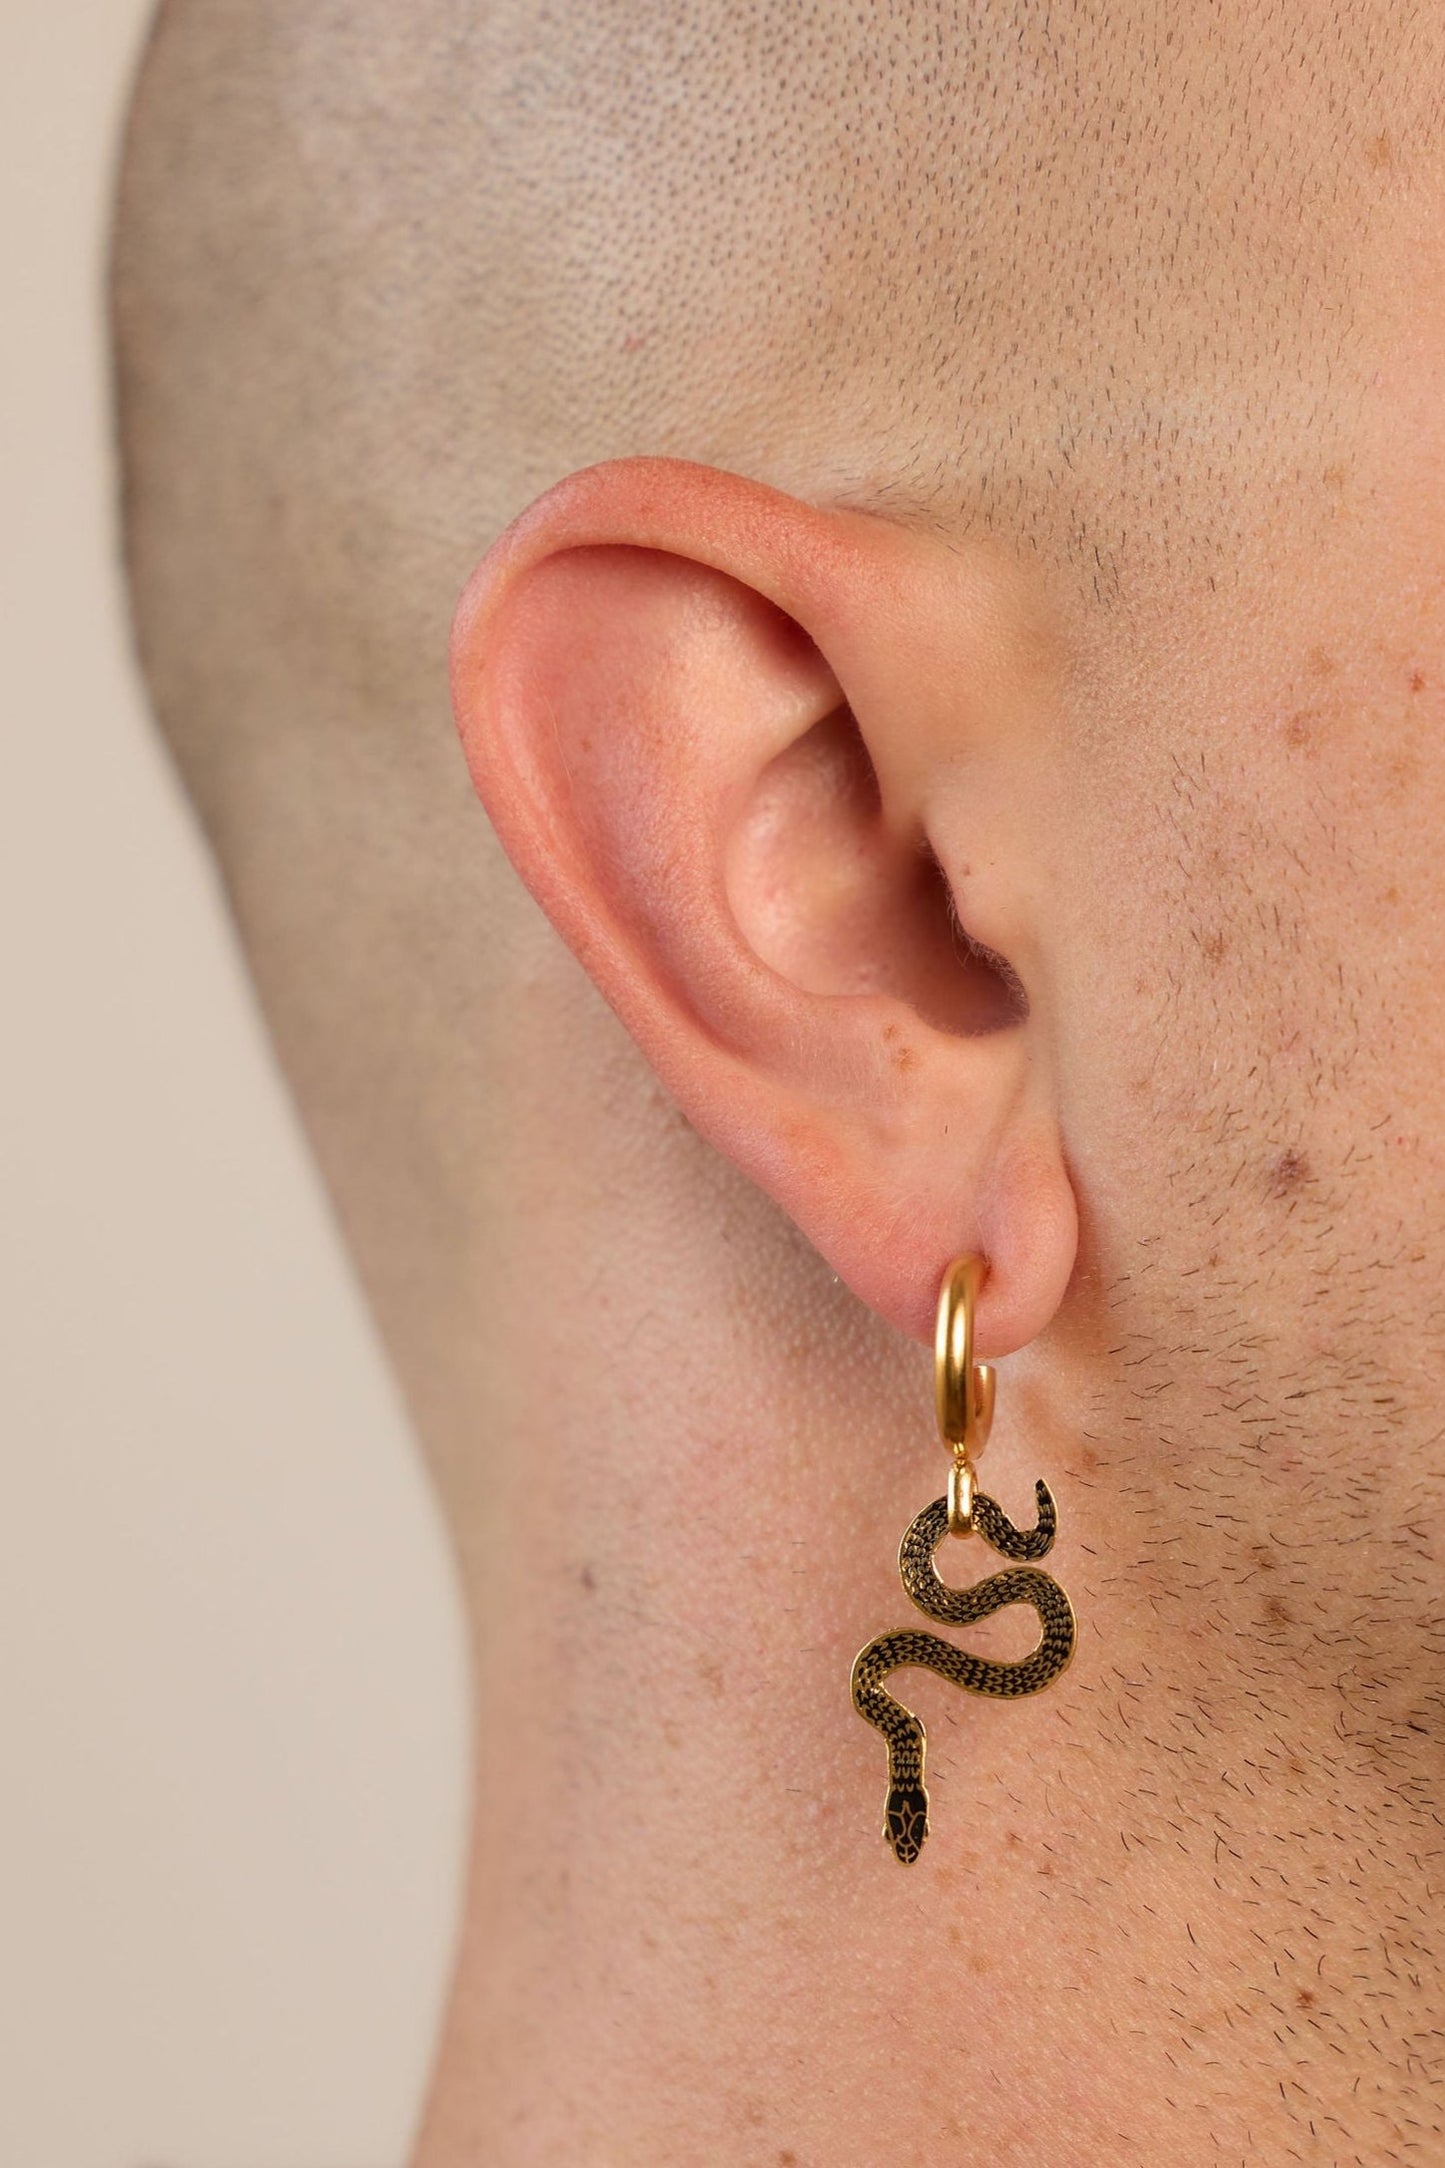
[1266,1148,1312,1198]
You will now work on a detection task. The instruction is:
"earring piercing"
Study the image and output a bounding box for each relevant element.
[850,1253,1076,1864]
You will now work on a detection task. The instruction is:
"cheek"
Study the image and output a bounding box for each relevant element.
[1267,663,1445,1082]
[1048,629,1445,1326]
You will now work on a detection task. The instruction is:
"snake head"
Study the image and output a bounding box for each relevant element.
[884,1785,929,1864]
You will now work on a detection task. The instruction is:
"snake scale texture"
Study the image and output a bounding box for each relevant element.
[851,1482,1075,1863]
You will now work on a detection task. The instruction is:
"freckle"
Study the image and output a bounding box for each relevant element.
[1323,463,1348,492]
[1384,885,1400,906]
[882,1022,898,1041]
[1199,929,1227,967]
[1296,1987,1316,2010]
[969,1948,995,1975]
[1267,1148,1311,1197]
[1254,1545,1277,1571]
[1410,670,1427,693]
[1263,1595,1292,1629]
[696,1653,726,1699]
[1284,708,1321,751]
[778,2153,798,2166]
[580,1564,597,1593]
[1077,1443,1101,1475]
[893,1043,917,1073]
[1388,750,1420,797]
[1367,130,1392,170]
[1306,647,1338,678]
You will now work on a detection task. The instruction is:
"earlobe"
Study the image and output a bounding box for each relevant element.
[450,459,1076,1352]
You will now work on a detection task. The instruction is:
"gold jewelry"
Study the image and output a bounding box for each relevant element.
[851,1253,1076,1864]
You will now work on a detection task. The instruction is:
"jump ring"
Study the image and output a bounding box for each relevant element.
[947,1454,977,1538]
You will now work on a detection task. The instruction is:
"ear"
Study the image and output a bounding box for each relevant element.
[450,459,1076,1352]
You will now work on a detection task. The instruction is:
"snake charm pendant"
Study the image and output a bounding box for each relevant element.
[851,1482,1075,1863]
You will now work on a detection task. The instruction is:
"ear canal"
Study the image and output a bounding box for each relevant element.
[725,703,1027,1036]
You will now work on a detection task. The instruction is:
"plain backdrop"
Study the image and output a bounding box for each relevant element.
[1,6,468,2164]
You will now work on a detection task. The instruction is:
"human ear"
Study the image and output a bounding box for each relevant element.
[450,459,1076,1352]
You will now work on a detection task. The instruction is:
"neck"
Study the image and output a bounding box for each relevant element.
[393,975,1445,2168]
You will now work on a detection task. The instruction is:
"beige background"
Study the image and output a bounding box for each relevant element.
[1,5,467,2164]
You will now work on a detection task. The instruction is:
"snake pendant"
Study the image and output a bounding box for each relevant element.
[851,1482,1075,1863]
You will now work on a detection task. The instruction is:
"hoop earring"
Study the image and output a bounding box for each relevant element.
[851,1254,1076,1864]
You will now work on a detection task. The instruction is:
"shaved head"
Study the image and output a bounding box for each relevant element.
[111,7,1445,2160]
[118,0,1445,703]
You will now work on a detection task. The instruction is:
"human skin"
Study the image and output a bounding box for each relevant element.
[114,2,1445,2161]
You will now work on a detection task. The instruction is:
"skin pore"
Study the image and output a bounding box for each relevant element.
[113,2,1445,2162]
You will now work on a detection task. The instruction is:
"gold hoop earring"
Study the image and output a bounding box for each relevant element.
[851,1253,1076,1864]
